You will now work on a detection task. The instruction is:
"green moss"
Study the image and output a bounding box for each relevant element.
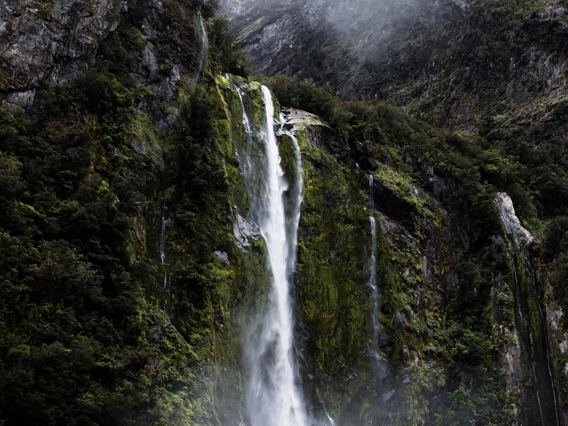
[129,113,164,166]
[2,0,566,419]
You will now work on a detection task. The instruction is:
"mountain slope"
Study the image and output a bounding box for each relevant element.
[223,0,567,129]
[0,0,567,425]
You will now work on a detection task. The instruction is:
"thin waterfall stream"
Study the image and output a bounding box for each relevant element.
[277,112,304,276]
[368,176,380,350]
[159,216,172,292]
[195,12,209,80]
[368,175,387,377]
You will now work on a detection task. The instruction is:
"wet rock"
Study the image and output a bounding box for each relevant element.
[142,43,159,76]
[0,0,123,94]
[370,175,419,229]
[6,89,36,109]
[214,250,230,265]
[495,192,535,248]
[233,213,261,248]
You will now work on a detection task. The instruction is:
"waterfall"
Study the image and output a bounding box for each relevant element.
[368,176,382,359]
[368,176,380,342]
[195,13,209,79]
[236,84,252,135]
[277,113,304,276]
[159,216,172,291]
[316,388,336,426]
[160,217,167,266]
[287,134,303,275]
[238,85,307,426]
[367,175,390,388]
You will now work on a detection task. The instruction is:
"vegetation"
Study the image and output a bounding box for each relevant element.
[0,0,250,423]
[1,0,567,424]
[260,73,568,423]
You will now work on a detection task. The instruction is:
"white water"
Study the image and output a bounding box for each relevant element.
[196,13,209,79]
[245,86,307,426]
[236,84,252,135]
[277,113,304,276]
[316,388,336,426]
[160,217,167,266]
[160,216,172,291]
[368,176,381,353]
[232,79,256,202]
[288,134,303,274]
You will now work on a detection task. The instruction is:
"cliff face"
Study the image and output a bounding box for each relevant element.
[222,0,568,131]
[0,0,123,104]
[0,0,216,130]
[223,4,568,421]
[1,0,568,425]
[0,0,223,423]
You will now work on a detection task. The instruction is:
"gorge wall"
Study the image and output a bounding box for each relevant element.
[1,0,568,425]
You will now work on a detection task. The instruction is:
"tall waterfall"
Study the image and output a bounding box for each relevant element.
[367,176,390,387]
[239,85,307,426]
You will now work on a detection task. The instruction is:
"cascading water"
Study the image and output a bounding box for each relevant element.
[236,84,307,426]
[159,216,172,291]
[368,176,380,347]
[195,12,209,79]
[367,176,386,373]
[367,175,394,400]
[277,113,304,276]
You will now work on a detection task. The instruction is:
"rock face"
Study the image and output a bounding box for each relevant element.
[0,0,122,101]
[233,213,261,248]
[222,0,568,131]
[370,174,419,230]
[1,0,568,425]
[220,0,461,97]
[495,192,561,425]
[0,1,223,424]
[0,0,207,125]
[495,192,536,248]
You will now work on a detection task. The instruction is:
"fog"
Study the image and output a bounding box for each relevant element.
[220,0,436,60]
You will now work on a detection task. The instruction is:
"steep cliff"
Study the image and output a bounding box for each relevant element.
[222,0,568,129]
[223,2,568,422]
[1,0,568,425]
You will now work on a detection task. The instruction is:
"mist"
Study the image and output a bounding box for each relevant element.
[219,0,445,62]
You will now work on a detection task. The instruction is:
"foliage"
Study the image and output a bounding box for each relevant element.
[1,0,567,424]
[0,1,233,424]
